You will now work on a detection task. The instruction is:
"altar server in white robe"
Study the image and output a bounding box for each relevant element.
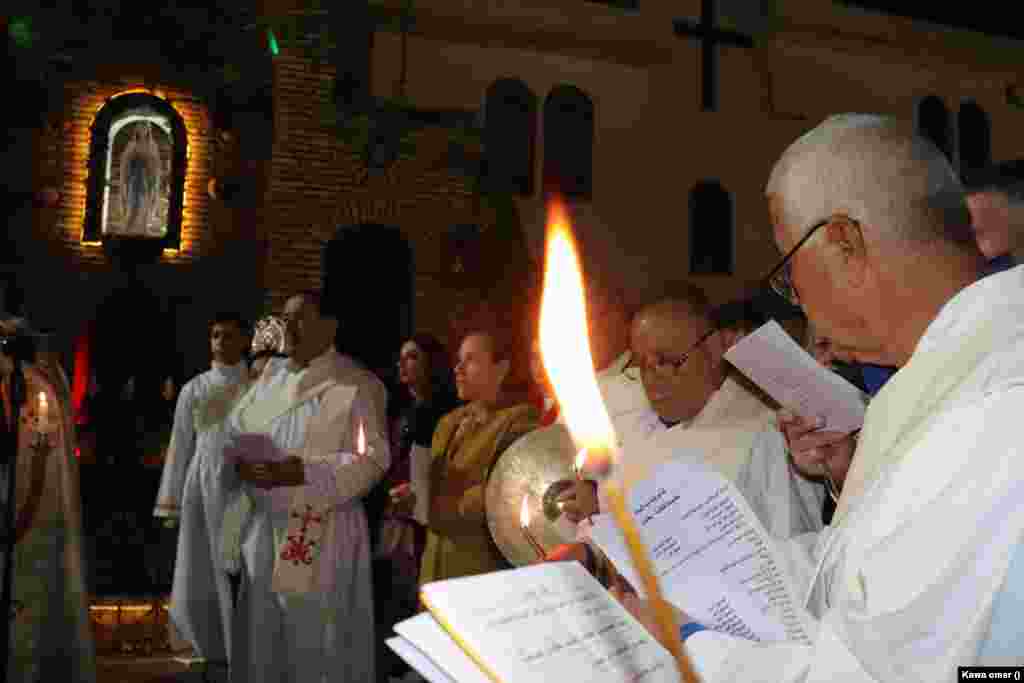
[225,290,389,683]
[622,114,1024,678]
[153,313,250,665]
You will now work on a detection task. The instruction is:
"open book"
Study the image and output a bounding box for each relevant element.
[723,320,866,433]
[589,456,814,644]
[389,561,683,683]
[390,455,816,682]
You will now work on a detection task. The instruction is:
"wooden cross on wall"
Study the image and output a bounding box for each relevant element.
[673,0,755,112]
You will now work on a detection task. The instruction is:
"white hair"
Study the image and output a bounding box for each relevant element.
[766,113,972,245]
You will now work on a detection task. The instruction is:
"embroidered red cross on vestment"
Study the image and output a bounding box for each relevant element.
[280,504,324,566]
[281,535,318,565]
[294,504,322,533]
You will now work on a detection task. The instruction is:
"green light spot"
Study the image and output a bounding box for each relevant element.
[9,16,36,49]
[267,28,279,56]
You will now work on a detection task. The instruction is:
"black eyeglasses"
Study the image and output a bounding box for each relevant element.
[765,218,830,306]
[624,327,717,381]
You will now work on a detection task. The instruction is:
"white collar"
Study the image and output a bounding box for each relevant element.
[598,350,632,377]
[914,264,1024,356]
[287,346,336,374]
[211,360,247,380]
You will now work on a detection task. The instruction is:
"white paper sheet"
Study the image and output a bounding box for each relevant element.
[393,613,492,683]
[387,636,458,683]
[590,456,814,645]
[419,562,680,683]
[723,320,867,433]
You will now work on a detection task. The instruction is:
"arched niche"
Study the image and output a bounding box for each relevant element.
[689,180,734,275]
[543,84,595,199]
[82,92,188,256]
[482,78,538,196]
[322,223,413,384]
[916,95,953,162]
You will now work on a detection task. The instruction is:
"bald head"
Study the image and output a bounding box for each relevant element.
[767,114,972,247]
[630,288,725,423]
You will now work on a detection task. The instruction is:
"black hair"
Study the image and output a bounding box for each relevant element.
[405,332,457,401]
[209,312,249,335]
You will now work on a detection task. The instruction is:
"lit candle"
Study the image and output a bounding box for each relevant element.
[37,392,49,432]
[519,497,546,560]
[538,197,700,683]
[356,420,366,456]
[573,448,587,481]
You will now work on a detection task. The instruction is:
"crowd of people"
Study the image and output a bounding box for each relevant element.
[0,113,1021,682]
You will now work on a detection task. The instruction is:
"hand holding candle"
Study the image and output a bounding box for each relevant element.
[538,196,701,683]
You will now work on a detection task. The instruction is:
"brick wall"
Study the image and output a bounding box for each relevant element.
[45,77,219,267]
[262,51,526,340]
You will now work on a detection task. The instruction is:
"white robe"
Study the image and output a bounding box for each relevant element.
[597,350,651,440]
[226,350,389,683]
[603,377,824,540]
[686,265,1024,680]
[154,361,248,663]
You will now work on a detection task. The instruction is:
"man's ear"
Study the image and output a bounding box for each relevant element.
[825,216,868,289]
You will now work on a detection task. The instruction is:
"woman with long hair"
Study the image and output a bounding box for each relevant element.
[374,332,458,681]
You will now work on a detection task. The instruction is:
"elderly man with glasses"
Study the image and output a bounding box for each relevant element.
[552,284,825,580]
[621,114,1024,677]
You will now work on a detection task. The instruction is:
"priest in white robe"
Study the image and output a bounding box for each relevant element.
[153,313,250,668]
[624,114,1024,678]
[605,292,823,540]
[225,291,389,683]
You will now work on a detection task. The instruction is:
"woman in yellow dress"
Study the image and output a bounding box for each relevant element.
[417,330,537,585]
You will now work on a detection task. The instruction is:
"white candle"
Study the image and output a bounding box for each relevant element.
[37,392,49,431]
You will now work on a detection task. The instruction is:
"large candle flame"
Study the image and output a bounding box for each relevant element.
[538,198,616,462]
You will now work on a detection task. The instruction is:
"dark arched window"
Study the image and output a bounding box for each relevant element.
[917,95,952,162]
[958,100,991,176]
[689,180,733,275]
[543,84,594,199]
[324,223,412,381]
[82,92,188,252]
[482,78,537,196]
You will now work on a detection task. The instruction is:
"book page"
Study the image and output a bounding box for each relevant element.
[723,320,866,433]
[420,562,680,683]
[387,636,458,683]
[394,613,492,683]
[590,457,813,645]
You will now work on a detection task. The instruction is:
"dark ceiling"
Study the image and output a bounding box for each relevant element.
[837,1,1024,42]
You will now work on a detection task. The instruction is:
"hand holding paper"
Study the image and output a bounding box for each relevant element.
[724,320,867,433]
[223,432,288,464]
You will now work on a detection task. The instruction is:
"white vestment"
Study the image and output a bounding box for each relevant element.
[154,361,248,663]
[686,265,1024,680]
[597,350,651,440]
[226,349,389,683]
[595,376,824,541]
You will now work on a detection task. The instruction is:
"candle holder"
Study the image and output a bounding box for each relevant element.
[519,498,547,561]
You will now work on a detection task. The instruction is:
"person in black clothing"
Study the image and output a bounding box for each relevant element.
[373,332,457,681]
